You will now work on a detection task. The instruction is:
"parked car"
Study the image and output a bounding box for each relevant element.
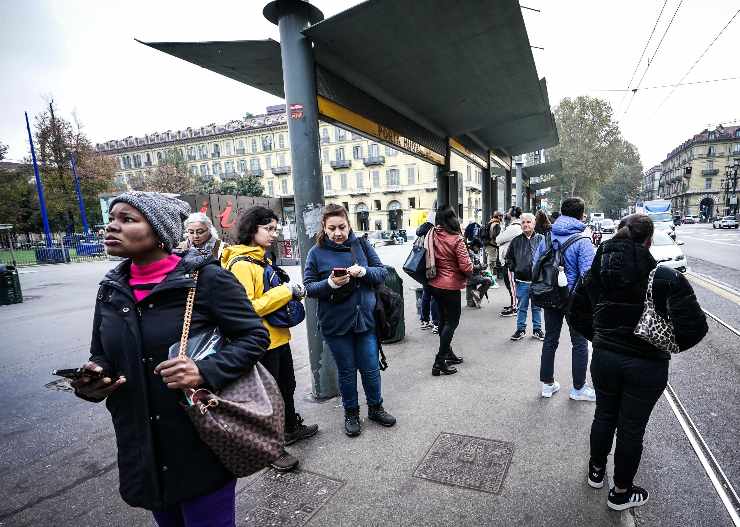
[713,216,739,229]
[650,231,687,273]
[682,216,697,224]
[600,218,616,233]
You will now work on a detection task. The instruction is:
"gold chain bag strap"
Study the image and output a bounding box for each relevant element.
[178,271,285,476]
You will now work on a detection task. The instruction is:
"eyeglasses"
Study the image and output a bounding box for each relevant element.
[187,229,208,236]
[259,225,279,233]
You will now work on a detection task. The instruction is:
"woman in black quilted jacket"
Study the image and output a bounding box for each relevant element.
[569,213,707,511]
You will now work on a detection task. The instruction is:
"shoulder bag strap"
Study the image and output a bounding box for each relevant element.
[227,254,267,271]
[178,271,199,359]
[645,268,657,309]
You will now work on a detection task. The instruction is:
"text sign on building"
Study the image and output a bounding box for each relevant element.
[449,138,487,169]
[317,96,445,166]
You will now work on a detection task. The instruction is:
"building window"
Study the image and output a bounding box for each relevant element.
[734,144,740,154]
[385,145,398,156]
[705,178,712,190]
[212,161,222,175]
[335,126,347,142]
[374,200,382,211]
[278,134,285,149]
[132,154,142,168]
[224,160,234,175]
[200,164,208,177]
[251,138,258,153]
[324,174,332,190]
[281,178,288,195]
[262,135,273,151]
[708,145,716,156]
[372,170,380,188]
[353,145,363,160]
[709,132,717,140]
[735,129,740,138]
[224,141,232,156]
[211,143,220,158]
[408,197,416,209]
[387,168,400,186]
[336,147,345,161]
[406,166,416,185]
[322,149,329,164]
[340,173,348,190]
[278,153,286,166]
[369,143,379,157]
[156,152,163,165]
[238,159,247,173]
[321,127,330,144]
[145,153,152,166]
[250,158,260,171]
[264,156,272,169]
[476,169,482,185]
[267,180,274,196]
[466,165,472,182]
[236,139,245,154]
[199,144,208,160]
[355,171,365,189]
[190,165,198,176]
[187,146,196,161]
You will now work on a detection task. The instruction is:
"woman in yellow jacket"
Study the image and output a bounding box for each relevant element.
[221,206,318,472]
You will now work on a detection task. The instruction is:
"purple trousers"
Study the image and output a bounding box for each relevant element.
[152,479,236,527]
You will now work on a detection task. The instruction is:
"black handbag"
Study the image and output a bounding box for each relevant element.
[402,236,427,283]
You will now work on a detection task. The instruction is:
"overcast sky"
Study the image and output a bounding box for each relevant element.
[1,1,738,169]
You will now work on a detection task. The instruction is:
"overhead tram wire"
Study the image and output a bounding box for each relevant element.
[590,75,740,92]
[622,0,684,120]
[653,7,740,116]
[616,0,669,115]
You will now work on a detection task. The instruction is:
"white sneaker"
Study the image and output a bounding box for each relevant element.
[541,381,560,398]
[420,321,431,330]
[492,283,500,289]
[570,385,596,402]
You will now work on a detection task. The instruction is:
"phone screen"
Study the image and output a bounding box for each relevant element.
[333,268,348,277]
[52,368,104,381]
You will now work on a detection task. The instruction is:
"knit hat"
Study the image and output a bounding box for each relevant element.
[110,191,191,252]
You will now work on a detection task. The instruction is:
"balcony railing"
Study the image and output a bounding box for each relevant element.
[325,189,338,197]
[350,189,369,196]
[702,169,719,176]
[222,170,237,180]
[330,159,352,170]
[248,168,263,177]
[271,166,291,175]
[363,156,385,167]
[383,185,402,193]
[235,148,246,155]
[211,152,220,159]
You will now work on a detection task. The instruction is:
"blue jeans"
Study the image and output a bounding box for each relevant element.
[421,285,440,325]
[515,281,542,332]
[153,479,236,527]
[539,308,589,389]
[323,330,382,409]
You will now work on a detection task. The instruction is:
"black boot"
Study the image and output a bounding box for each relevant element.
[285,413,319,446]
[344,407,361,437]
[368,404,396,427]
[432,358,457,376]
[446,348,464,365]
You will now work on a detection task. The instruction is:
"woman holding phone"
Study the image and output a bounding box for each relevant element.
[303,204,396,437]
[71,191,269,527]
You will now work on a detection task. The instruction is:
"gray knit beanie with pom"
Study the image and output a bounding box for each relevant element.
[110,191,191,252]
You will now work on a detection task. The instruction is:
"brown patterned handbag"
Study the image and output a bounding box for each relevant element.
[178,271,284,477]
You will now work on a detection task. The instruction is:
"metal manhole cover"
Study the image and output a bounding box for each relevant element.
[414,433,514,495]
[239,469,344,526]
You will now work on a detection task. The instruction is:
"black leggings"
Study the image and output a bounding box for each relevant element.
[429,287,462,362]
[259,343,298,430]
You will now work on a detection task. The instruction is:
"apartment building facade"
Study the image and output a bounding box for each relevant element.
[95,106,486,231]
[658,124,740,219]
[640,165,661,202]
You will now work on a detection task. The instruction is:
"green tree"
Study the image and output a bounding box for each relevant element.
[130,149,195,193]
[599,140,643,218]
[545,96,623,208]
[0,141,7,161]
[218,174,264,196]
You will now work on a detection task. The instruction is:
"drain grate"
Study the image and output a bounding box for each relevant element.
[239,469,344,526]
[414,432,514,495]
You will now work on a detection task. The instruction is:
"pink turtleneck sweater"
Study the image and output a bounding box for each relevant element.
[129,254,181,302]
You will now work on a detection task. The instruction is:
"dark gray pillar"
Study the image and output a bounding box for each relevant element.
[449,171,461,221]
[436,146,451,210]
[505,169,512,212]
[491,173,499,213]
[515,161,524,210]
[265,0,338,399]
[481,165,492,224]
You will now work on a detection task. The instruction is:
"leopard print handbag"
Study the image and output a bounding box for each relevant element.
[634,268,680,354]
[179,272,285,477]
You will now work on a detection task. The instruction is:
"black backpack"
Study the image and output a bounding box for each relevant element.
[531,233,589,310]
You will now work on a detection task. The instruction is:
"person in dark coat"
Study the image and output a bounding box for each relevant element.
[570,213,707,511]
[534,209,551,235]
[72,191,269,527]
[416,212,440,331]
[505,213,544,341]
[304,204,396,437]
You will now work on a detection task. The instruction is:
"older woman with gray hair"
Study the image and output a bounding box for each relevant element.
[181,212,225,260]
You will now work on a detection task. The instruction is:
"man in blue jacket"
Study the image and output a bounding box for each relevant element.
[531,197,596,401]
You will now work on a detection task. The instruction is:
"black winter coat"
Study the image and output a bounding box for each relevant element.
[506,232,543,282]
[81,250,269,510]
[569,238,707,360]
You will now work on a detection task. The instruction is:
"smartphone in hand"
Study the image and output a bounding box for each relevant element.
[332,268,348,277]
[52,368,105,381]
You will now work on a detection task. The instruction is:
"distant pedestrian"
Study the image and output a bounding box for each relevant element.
[532,197,596,401]
[534,209,551,235]
[569,214,707,510]
[180,212,225,260]
[466,238,492,308]
[483,211,503,289]
[303,204,396,437]
[417,212,440,331]
[427,206,473,376]
[72,191,269,527]
[506,213,544,341]
[496,206,523,317]
[222,206,319,472]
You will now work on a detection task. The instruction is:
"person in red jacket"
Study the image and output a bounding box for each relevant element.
[427,206,473,376]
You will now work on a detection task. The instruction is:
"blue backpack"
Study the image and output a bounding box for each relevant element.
[228,255,305,328]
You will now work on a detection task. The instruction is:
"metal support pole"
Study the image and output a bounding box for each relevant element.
[436,145,451,210]
[69,152,90,235]
[265,0,338,399]
[25,111,52,247]
[481,160,492,224]
[505,169,512,212]
[491,173,499,213]
[515,161,524,210]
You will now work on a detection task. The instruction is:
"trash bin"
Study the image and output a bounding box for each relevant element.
[381,265,405,343]
[0,264,23,305]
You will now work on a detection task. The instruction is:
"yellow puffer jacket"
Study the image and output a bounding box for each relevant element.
[221,244,292,350]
